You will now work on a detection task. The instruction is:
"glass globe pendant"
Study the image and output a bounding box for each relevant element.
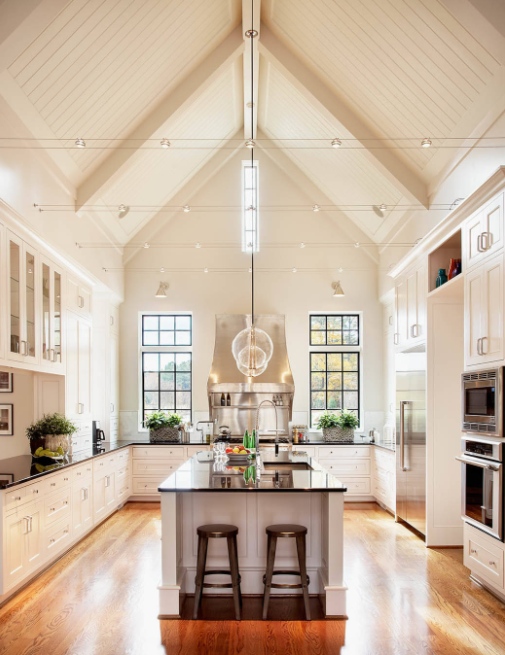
[232,323,273,377]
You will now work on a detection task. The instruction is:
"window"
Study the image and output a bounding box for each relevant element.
[140,314,192,426]
[242,160,259,252]
[309,314,361,428]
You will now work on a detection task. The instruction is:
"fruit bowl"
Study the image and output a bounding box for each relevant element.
[226,447,251,461]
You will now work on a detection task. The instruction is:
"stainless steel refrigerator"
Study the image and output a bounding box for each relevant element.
[396,349,426,537]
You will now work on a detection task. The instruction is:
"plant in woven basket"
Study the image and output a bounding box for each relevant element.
[145,411,183,443]
[26,413,77,458]
[316,410,359,442]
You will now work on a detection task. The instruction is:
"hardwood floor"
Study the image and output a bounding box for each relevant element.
[1,502,505,654]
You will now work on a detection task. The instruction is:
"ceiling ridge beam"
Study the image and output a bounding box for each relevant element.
[242,0,260,139]
[259,24,428,208]
[123,129,244,266]
[76,25,244,210]
[257,129,379,265]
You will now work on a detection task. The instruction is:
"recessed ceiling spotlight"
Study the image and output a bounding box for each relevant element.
[118,204,129,218]
[160,267,165,273]
[103,268,108,273]
[421,138,432,148]
[312,204,321,212]
[338,267,343,273]
[331,138,342,148]
[143,242,150,249]
[354,242,360,248]
[245,29,258,38]
[204,267,209,273]
[245,139,255,148]
[379,204,387,212]
[300,242,306,248]
[246,102,255,108]
[183,205,191,213]
[195,242,201,248]
[75,138,86,148]
[160,138,171,148]
[292,267,297,273]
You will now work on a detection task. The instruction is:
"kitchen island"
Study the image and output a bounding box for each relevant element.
[158,450,347,619]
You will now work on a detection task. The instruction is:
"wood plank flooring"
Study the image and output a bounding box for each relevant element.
[1,502,505,654]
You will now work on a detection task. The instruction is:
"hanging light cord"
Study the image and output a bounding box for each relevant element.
[250,0,255,329]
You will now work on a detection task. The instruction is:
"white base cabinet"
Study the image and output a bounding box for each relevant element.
[316,445,373,500]
[372,447,395,512]
[464,523,505,601]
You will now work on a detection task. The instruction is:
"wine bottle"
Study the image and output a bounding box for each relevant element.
[226,393,231,406]
[220,393,225,406]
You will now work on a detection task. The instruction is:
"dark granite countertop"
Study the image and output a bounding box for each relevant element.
[0,440,207,490]
[158,451,347,493]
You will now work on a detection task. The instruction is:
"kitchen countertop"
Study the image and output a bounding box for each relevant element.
[159,450,347,493]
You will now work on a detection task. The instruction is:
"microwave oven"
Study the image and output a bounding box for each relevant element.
[462,368,504,438]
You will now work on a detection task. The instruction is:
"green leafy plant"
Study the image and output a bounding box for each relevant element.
[144,411,183,430]
[316,410,359,430]
[26,413,78,440]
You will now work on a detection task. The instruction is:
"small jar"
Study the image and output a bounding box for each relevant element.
[436,268,448,287]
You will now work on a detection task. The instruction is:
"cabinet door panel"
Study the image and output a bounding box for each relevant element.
[465,269,484,366]
[482,256,504,363]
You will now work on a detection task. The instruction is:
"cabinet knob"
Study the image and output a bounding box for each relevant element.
[470,548,478,554]
[14,496,22,501]
[50,538,56,544]
[489,560,496,567]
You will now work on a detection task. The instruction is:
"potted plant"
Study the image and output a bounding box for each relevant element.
[26,413,78,458]
[144,411,183,443]
[316,410,359,443]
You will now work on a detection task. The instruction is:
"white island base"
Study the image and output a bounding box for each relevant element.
[159,490,347,619]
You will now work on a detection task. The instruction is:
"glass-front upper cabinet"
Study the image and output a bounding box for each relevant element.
[8,232,38,363]
[41,258,63,368]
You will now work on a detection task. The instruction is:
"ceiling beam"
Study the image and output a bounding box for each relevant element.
[76,26,244,210]
[257,129,379,265]
[242,0,260,139]
[259,25,428,208]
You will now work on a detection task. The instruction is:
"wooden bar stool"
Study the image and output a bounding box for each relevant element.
[193,524,242,620]
[262,524,311,621]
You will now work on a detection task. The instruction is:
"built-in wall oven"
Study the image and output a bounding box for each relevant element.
[462,368,503,437]
[456,436,503,540]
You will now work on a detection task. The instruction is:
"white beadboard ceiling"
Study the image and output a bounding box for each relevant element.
[0,0,504,247]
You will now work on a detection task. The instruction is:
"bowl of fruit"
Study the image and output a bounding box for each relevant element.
[225,445,251,461]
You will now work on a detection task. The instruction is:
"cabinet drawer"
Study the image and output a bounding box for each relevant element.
[318,446,370,458]
[71,462,93,482]
[44,471,72,493]
[465,524,504,589]
[132,459,184,476]
[133,445,185,459]
[115,448,130,466]
[71,434,92,453]
[45,518,72,556]
[93,454,116,473]
[4,487,27,511]
[44,488,71,524]
[374,448,395,467]
[131,478,163,495]
[186,445,208,457]
[292,446,317,457]
[338,477,372,495]
[322,459,371,475]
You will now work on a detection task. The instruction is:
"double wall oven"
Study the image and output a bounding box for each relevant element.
[459,368,504,540]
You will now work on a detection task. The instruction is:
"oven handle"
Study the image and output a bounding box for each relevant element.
[455,455,501,471]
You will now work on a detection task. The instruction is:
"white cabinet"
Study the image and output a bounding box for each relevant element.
[394,261,427,350]
[67,276,91,319]
[464,523,505,598]
[463,192,504,271]
[93,455,117,523]
[40,257,64,372]
[66,311,92,421]
[3,500,44,591]
[465,252,504,367]
[7,231,38,364]
[71,463,93,538]
[372,447,395,512]
[316,445,372,499]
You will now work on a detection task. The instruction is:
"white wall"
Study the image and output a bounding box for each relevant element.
[120,150,384,433]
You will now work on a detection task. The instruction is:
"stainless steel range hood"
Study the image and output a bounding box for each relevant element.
[207,315,294,439]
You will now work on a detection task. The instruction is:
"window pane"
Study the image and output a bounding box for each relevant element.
[343,392,358,410]
[176,372,191,390]
[176,316,191,331]
[160,354,175,371]
[343,330,359,345]
[175,331,191,346]
[160,316,174,330]
[343,316,358,330]
[160,392,175,409]
[327,354,342,371]
[343,353,358,371]
[311,410,324,427]
[311,316,326,330]
[143,354,159,371]
[159,331,174,346]
[144,372,159,391]
[311,353,326,371]
[176,353,191,370]
[327,331,342,345]
[143,316,158,330]
[176,391,191,409]
[327,316,342,330]
[144,392,158,409]
[311,391,325,409]
[327,392,342,410]
[310,314,359,346]
[311,372,325,390]
[311,331,326,345]
[343,372,358,390]
[143,331,159,346]
[327,372,342,390]
[160,372,174,390]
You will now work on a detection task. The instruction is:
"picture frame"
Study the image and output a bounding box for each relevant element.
[0,372,13,393]
[0,473,14,487]
[0,404,13,436]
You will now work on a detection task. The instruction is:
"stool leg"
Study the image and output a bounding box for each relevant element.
[262,533,277,620]
[296,534,311,621]
[193,535,208,619]
[227,535,241,621]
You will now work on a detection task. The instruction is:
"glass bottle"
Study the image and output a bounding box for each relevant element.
[436,268,448,287]
[220,393,225,406]
[448,258,461,280]
[226,393,231,406]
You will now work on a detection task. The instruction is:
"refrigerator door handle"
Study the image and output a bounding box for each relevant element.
[400,401,410,472]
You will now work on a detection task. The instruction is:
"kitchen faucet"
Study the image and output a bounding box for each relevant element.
[254,399,278,466]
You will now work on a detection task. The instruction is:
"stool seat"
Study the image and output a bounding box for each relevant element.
[193,523,242,620]
[263,523,311,620]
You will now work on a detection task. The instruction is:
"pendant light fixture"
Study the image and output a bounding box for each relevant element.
[231,0,273,378]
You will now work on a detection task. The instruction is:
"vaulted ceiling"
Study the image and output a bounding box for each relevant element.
[1,0,504,250]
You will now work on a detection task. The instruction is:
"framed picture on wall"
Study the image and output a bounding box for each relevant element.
[0,372,13,393]
[0,404,13,435]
